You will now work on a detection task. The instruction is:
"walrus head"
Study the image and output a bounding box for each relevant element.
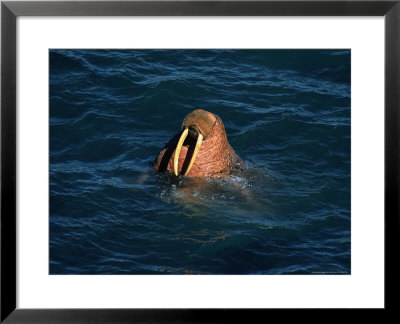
[154,109,242,178]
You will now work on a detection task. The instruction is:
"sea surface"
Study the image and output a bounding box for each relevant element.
[49,49,351,274]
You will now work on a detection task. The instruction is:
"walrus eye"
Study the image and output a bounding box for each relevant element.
[173,127,203,177]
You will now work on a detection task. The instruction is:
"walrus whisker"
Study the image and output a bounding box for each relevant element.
[174,128,188,176]
[183,133,203,176]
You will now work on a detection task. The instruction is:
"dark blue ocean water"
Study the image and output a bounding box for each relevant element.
[49,49,350,275]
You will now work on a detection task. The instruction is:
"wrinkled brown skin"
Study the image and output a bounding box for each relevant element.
[154,110,243,178]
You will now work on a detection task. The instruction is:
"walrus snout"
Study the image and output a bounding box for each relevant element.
[182,109,216,139]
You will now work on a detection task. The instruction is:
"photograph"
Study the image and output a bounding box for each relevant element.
[49,49,351,275]
[3,0,398,320]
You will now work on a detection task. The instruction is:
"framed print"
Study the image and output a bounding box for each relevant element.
[1,0,399,322]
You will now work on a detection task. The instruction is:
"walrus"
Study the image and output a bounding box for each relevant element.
[154,109,243,178]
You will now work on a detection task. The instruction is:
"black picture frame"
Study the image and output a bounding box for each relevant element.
[1,0,399,322]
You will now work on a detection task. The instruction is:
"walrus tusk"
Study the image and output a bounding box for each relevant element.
[174,128,189,176]
[183,133,203,176]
